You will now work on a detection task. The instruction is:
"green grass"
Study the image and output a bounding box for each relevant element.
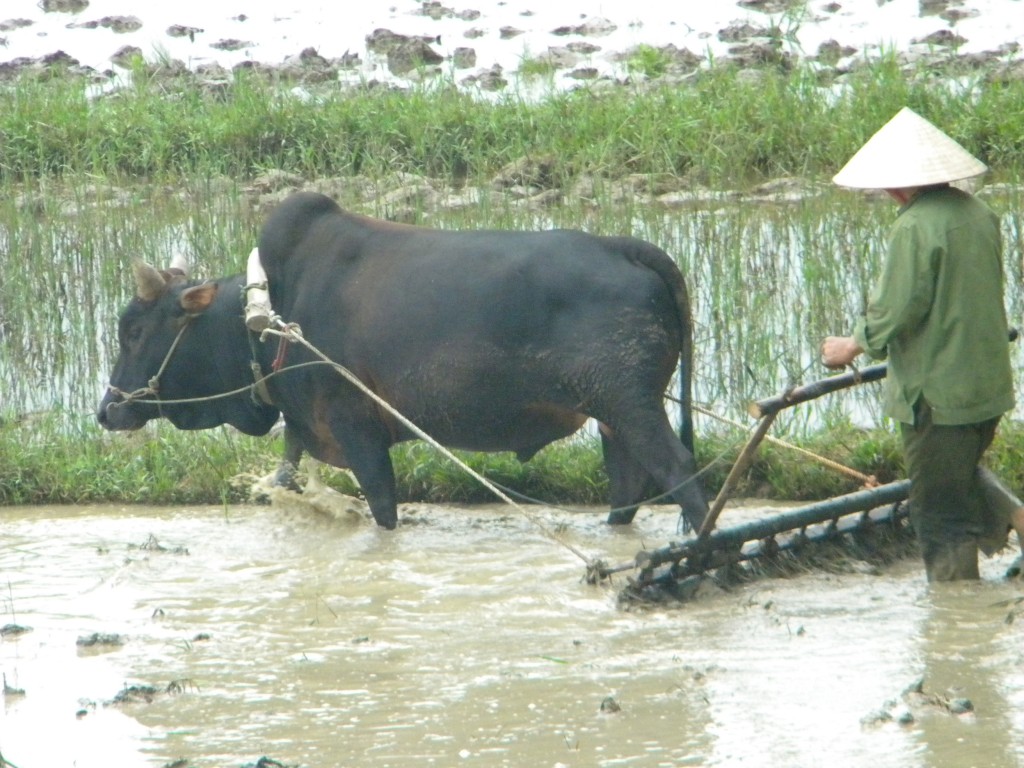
[3,55,1024,186]
[3,392,1023,509]
[0,411,278,505]
[4,407,1017,508]
[6,409,1015,512]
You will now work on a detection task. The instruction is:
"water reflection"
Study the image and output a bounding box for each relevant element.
[913,583,1024,768]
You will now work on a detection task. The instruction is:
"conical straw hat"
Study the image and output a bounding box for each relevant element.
[832,106,987,189]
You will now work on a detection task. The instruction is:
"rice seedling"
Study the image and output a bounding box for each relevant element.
[517,50,561,81]
[625,45,672,80]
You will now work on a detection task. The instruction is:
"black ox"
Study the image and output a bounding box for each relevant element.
[98,191,708,530]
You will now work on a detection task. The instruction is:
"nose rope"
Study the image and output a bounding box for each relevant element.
[106,319,193,409]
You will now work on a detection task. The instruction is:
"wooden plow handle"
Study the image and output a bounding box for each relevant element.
[748,364,887,418]
[750,327,1018,419]
[745,327,1015,417]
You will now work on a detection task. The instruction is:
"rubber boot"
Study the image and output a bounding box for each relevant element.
[922,540,980,582]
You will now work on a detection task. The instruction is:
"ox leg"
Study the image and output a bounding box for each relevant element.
[272,424,305,492]
[351,456,398,530]
[604,414,709,531]
[334,427,399,530]
[602,428,658,525]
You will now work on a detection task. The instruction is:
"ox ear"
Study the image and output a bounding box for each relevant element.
[132,259,168,302]
[180,282,218,315]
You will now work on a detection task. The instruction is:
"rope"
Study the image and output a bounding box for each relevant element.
[106,320,194,408]
[260,320,598,568]
[481,432,745,517]
[673,397,878,489]
[108,359,332,407]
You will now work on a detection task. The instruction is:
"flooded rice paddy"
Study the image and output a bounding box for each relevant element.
[2,493,1023,767]
[3,183,1024,432]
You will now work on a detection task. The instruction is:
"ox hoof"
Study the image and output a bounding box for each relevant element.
[271,463,303,493]
[606,509,638,525]
[372,512,398,530]
[1006,555,1023,579]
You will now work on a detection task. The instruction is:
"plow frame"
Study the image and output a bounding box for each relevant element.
[607,362,916,600]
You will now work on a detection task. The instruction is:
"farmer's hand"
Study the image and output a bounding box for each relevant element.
[821,336,863,370]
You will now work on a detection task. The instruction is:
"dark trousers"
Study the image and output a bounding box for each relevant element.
[900,400,1000,581]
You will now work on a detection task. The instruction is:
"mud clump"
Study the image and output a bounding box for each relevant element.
[862,677,975,727]
[76,632,127,648]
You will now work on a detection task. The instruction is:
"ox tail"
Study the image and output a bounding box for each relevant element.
[675,272,696,454]
[622,240,696,453]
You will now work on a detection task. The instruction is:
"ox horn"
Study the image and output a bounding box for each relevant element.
[168,252,189,276]
[132,260,168,301]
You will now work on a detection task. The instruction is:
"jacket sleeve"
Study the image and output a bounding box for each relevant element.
[852,222,936,360]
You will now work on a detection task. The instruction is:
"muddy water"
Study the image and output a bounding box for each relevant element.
[1,494,1023,768]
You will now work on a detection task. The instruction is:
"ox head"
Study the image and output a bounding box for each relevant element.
[97,257,280,436]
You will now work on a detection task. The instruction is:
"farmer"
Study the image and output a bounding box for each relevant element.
[821,106,1024,581]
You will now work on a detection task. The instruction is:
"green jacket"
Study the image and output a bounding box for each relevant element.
[852,186,1015,425]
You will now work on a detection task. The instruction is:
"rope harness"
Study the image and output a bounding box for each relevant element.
[105,319,195,416]
[689,402,878,489]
